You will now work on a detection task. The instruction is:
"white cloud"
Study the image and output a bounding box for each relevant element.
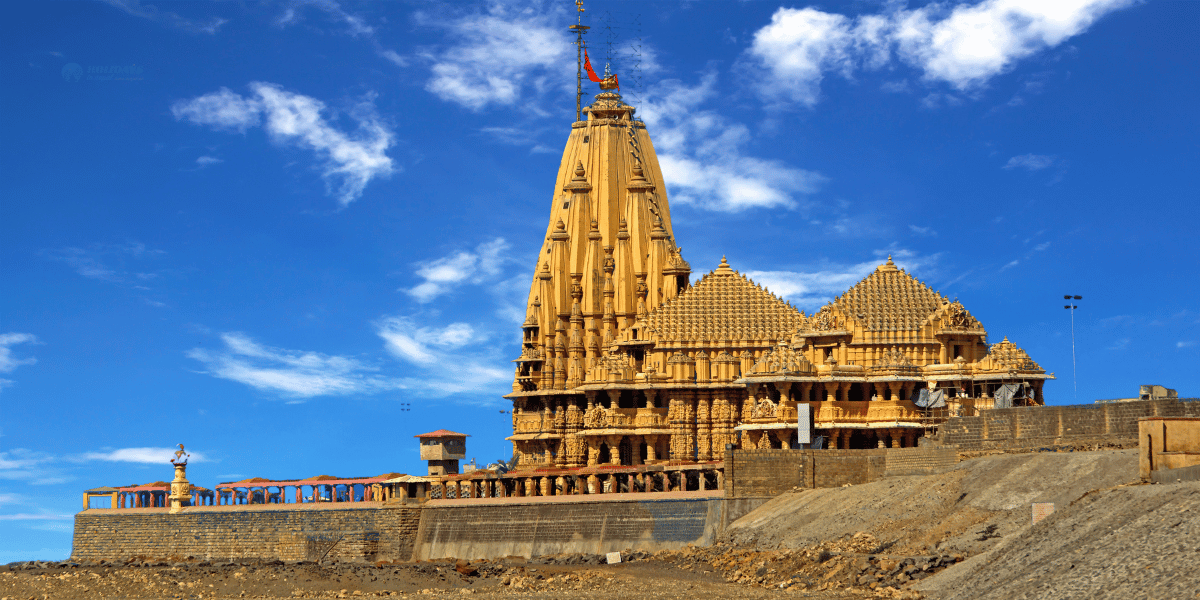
[376,317,510,398]
[640,73,826,212]
[1000,259,1020,270]
[745,0,1135,106]
[0,513,73,521]
[1179,341,1196,349]
[909,225,937,236]
[82,447,206,464]
[744,249,939,310]
[0,333,38,388]
[195,155,223,166]
[187,332,402,398]
[0,333,38,374]
[1004,153,1056,170]
[378,319,477,365]
[101,0,227,34]
[173,83,395,206]
[405,238,511,302]
[419,5,572,110]
[0,449,65,485]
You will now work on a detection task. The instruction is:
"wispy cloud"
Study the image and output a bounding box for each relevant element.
[81,447,206,464]
[743,0,1135,107]
[0,333,39,388]
[405,238,510,302]
[376,318,511,399]
[40,241,164,284]
[0,449,67,485]
[1179,341,1196,349]
[1004,153,1056,171]
[173,83,395,206]
[1000,259,1020,271]
[640,73,825,212]
[909,225,937,237]
[187,332,401,398]
[743,249,940,310]
[418,4,572,111]
[101,0,227,34]
[195,155,222,167]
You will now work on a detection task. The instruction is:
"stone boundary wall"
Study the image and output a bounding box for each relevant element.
[71,505,420,563]
[724,446,959,497]
[935,397,1200,452]
[1151,463,1200,484]
[413,496,729,561]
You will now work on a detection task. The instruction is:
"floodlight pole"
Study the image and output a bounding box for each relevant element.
[1063,295,1082,401]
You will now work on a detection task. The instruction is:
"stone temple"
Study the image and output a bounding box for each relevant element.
[505,90,1052,468]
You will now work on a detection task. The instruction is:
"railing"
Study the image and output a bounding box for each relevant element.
[428,463,724,501]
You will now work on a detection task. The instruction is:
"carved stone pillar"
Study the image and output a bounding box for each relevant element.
[697,390,712,462]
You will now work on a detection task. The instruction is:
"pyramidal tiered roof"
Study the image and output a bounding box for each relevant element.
[815,256,949,333]
[644,257,805,344]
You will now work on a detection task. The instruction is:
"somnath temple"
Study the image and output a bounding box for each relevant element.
[505,89,1052,468]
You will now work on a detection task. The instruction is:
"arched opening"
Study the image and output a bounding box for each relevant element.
[597,443,611,465]
[639,441,648,463]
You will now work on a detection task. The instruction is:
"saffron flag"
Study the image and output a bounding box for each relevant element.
[583,50,603,83]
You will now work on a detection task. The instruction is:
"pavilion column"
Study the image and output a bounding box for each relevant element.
[840,382,851,403]
[877,430,888,448]
[825,383,837,402]
[556,476,566,496]
[902,382,915,401]
[607,436,622,465]
[587,474,599,494]
[525,478,536,497]
[645,435,658,462]
[586,438,599,467]
[891,428,902,448]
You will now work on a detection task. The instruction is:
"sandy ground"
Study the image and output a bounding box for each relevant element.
[0,553,896,600]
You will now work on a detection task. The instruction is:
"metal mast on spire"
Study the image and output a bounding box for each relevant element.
[569,1,589,122]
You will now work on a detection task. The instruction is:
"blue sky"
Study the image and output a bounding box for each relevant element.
[2,0,1197,560]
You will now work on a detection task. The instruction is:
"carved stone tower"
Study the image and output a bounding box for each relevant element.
[512,91,691,393]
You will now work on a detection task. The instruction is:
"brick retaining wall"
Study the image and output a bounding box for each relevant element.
[414,496,727,560]
[724,446,959,497]
[71,504,420,563]
[935,398,1200,451]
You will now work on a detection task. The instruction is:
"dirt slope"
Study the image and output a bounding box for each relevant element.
[915,480,1200,600]
[724,450,1139,559]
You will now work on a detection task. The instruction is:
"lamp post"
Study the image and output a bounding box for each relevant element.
[1063,295,1082,401]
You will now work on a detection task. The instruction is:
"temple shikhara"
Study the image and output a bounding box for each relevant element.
[505,89,1052,468]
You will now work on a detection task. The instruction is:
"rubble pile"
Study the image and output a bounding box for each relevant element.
[655,534,961,597]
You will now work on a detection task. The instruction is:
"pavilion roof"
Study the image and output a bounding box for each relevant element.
[807,256,963,334]
[414,429,469,438]
[643,257,805,345]
[214,475,391,489]
[119,481,170,491]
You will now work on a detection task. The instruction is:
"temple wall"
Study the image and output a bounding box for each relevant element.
[413,495,740,561]
[71,504,420,563]
[936,397,1200,452]
[724,446,958,497]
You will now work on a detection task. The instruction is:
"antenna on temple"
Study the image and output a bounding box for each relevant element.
[599,10,642,106]
[569,0,590,122]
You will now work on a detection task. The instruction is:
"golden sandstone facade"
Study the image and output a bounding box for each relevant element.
[506,92,1052,469]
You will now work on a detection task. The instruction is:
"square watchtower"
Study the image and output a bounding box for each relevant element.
[415,429,468,476]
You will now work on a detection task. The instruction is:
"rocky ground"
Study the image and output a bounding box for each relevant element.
[6,449,1196,600]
